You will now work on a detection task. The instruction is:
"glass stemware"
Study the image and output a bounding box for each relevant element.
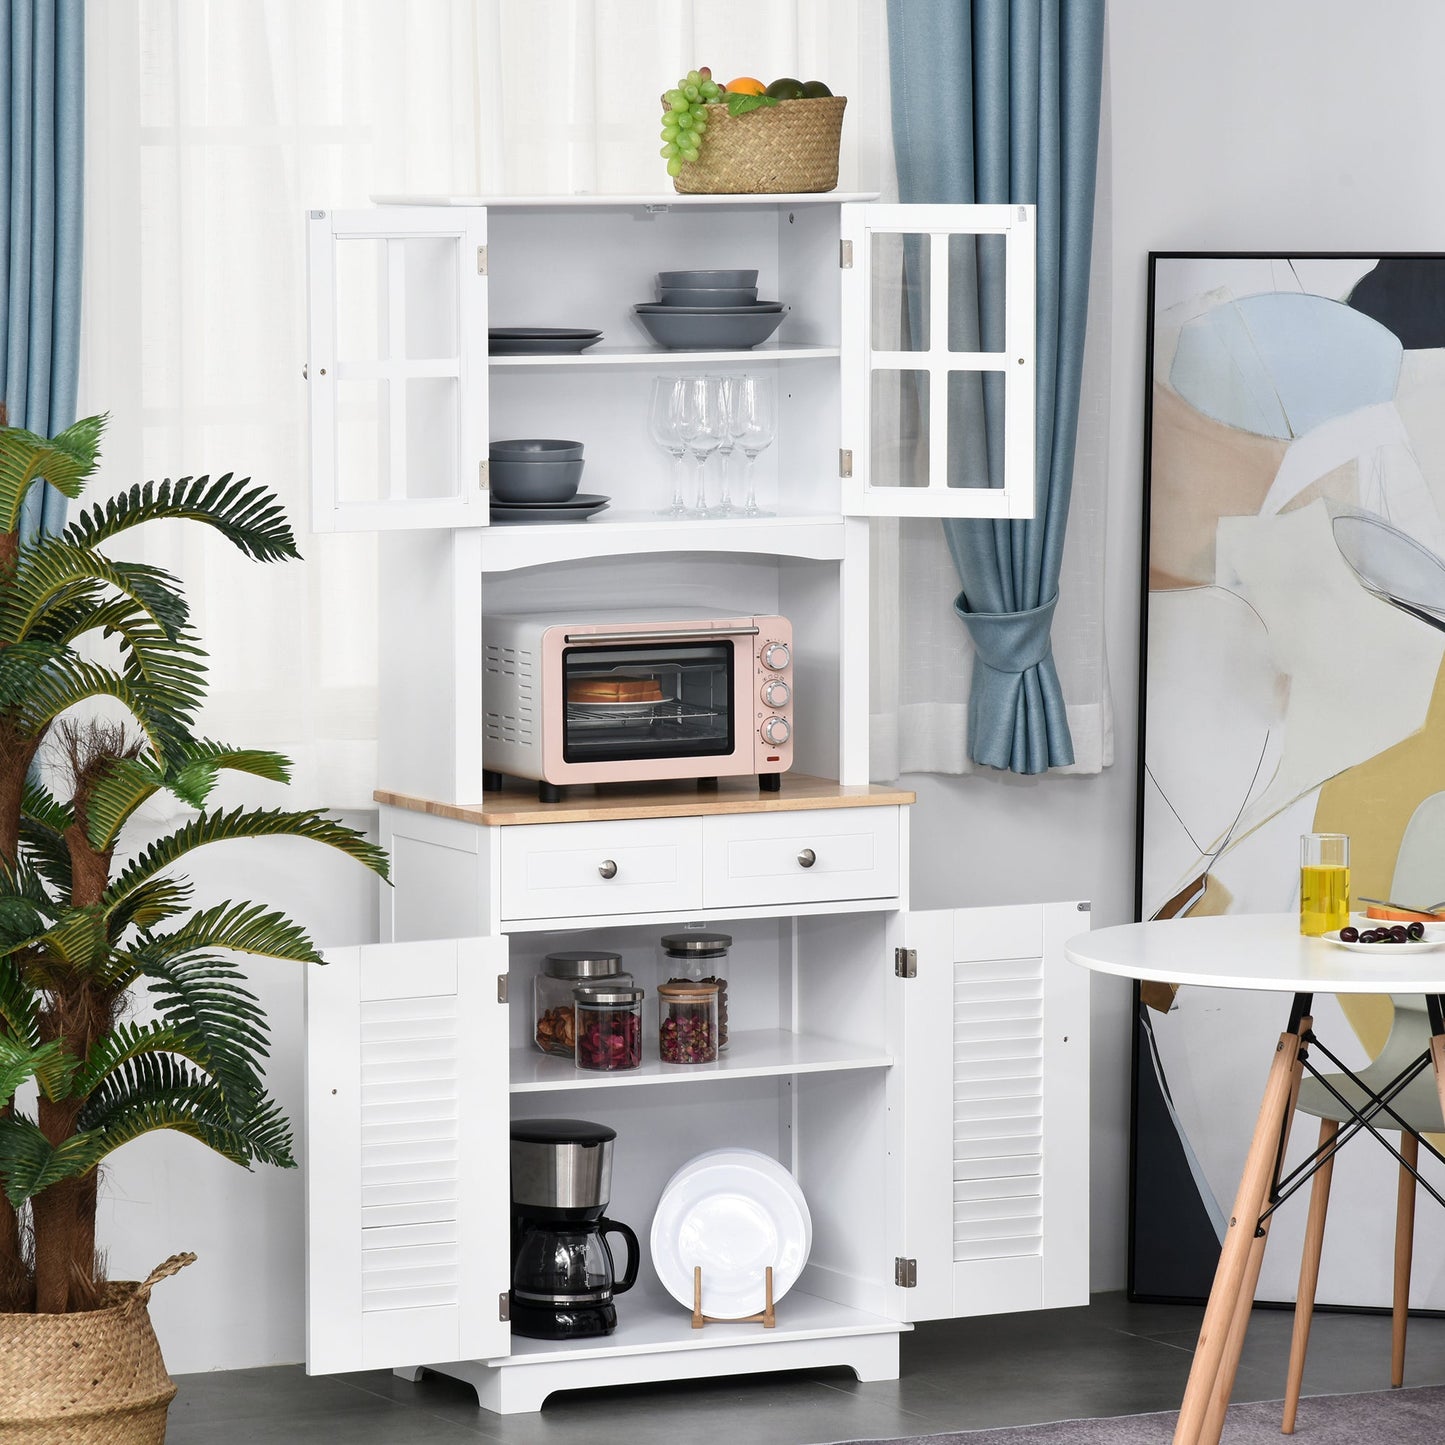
[677,374,725,518]
[648,376,689,518]
[711,374,742,519]
[728,374,776,518]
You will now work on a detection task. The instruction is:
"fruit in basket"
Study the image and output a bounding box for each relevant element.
[725,76,766,95]
[659,67,720,176]
[800,79,833,98]
[764,76,807,99]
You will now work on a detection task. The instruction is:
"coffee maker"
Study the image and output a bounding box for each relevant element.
[509,1118,639,1340]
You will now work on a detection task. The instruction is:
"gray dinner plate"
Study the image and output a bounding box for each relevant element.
[489,328,603,355]
[490,492,608,511]
[633,301,783,315]
[490,501,610,525]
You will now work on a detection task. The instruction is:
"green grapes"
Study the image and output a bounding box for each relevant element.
[658,65,719,180]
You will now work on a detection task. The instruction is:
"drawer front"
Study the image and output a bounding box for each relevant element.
[501,818,704,920]
[702,807,901,909]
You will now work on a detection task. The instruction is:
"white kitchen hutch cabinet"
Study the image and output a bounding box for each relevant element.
[302,193,1088,1414]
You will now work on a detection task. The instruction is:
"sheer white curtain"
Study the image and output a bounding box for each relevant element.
[80,0,892,808]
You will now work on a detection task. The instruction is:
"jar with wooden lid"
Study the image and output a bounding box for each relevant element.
[534,949,626,1057]
[657,980,720,1065]
[660,930,731,1051]
[574,981,645,1072]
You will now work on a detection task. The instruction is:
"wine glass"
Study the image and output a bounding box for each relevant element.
[710,374,743,519]
[648,376,689,518]
[676,374,725,518]
[727,374,776,518]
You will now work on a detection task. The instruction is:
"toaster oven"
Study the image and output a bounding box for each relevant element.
[482,611,794,801]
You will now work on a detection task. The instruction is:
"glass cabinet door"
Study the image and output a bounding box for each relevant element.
[307,206,488,532]
[840,203,1035,520]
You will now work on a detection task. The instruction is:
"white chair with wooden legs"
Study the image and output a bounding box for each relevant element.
[1282,996,1440,1434]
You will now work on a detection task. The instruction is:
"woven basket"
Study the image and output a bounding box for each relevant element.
[673,96,847,195]
[0,1254,195,1444]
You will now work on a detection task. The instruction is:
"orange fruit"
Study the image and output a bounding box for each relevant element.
[724,76,765,95]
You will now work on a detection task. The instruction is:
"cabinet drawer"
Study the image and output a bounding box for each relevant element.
[702,807,901,909]
[501,818,704,921]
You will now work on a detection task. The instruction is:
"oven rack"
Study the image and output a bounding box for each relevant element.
[564,699,721,729]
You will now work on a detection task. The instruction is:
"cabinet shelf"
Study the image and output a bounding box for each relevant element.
[489,343,840,368]
[488,1288,906,1367]
[477,512,848,570]
[510,1028,892,1093]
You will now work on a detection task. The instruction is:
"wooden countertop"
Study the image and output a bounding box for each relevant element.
[375,774,916,826]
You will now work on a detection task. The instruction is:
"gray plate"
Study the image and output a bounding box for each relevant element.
[634,301,783,315]
[633,306,789,350]
[490,501,610,525]
[490,492,608,511]
[489,328,603,355]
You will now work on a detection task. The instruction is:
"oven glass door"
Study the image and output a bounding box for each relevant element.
[562,640,735,764]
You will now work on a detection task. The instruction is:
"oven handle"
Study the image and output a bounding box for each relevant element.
[562,626,761,645]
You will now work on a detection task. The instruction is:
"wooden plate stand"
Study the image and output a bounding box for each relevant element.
[691,1265,776,1329]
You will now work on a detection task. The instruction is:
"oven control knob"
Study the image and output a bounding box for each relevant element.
[761,641,791,671]
[761,679,792,709]
[760,715,791,745]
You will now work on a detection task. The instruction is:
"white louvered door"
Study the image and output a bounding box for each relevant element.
[890,902,1090,1322]
[305,937,511,1373]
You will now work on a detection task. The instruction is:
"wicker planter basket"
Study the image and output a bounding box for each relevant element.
[0,1254,194,1444]
[673,95,847,195]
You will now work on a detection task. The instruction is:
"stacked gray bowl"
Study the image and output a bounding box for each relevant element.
[488,439,585,503]
[635,269,788,349]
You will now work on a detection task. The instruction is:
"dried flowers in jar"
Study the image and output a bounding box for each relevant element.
[657,980,720,1065]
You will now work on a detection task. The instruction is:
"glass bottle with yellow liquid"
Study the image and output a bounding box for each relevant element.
[1300,833,1350,936]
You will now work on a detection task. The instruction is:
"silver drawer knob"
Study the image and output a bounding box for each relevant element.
[797,848,816,869]
[598,859,618,879]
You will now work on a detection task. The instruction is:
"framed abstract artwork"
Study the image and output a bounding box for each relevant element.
[1132,253,1445,1304]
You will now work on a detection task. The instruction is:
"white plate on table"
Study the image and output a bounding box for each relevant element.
[1322,915,1445,953]
[650,1148,812,1319]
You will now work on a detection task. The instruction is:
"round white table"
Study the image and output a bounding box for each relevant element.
[1066,913,1445,1445]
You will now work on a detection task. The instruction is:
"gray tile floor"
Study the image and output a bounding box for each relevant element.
[164,1295,1445,1444]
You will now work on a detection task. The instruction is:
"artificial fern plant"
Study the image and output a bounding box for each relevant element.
[0,415,388,1314]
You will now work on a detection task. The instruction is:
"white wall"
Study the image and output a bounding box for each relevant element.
[907,0,1445,1295]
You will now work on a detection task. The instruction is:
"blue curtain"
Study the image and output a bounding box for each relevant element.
[1,0,84,540]
[887,0,1104,774]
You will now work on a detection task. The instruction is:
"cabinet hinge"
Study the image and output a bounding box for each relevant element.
[480,458,490,492]
[477,244,488,275]
[499,1291,510,1322]
[839,448,853,479]
[895,1257,917,1288]
[894,947,917,979]
[497,973,508,1003]
[840,239,853,269]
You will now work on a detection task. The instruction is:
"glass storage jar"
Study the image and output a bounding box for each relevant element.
[660,931,731,1050]
[534,950,626,1057]
[574,981,645,1072]
[657,980,720,1065]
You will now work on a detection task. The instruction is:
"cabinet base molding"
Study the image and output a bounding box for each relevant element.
[401,1294,907,1414]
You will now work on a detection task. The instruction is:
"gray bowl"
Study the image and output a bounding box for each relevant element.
[657,268,758,289]
[634,305,789,350]
[658,285,759,307]
[489,455,585,503]
[490,438,585,461]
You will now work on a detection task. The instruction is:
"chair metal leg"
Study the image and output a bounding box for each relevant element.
[1282,1119,1338,1434]
[1392,1131,1419,1389]
[1173,1013,1310,1445]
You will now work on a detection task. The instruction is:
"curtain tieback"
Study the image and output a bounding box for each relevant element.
[955,593,1060,674]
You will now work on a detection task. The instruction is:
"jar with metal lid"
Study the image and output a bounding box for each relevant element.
[657,980,720,1065]
[534,950,626,1057]
[660,931,731,1051]
[574,981,645,1072]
